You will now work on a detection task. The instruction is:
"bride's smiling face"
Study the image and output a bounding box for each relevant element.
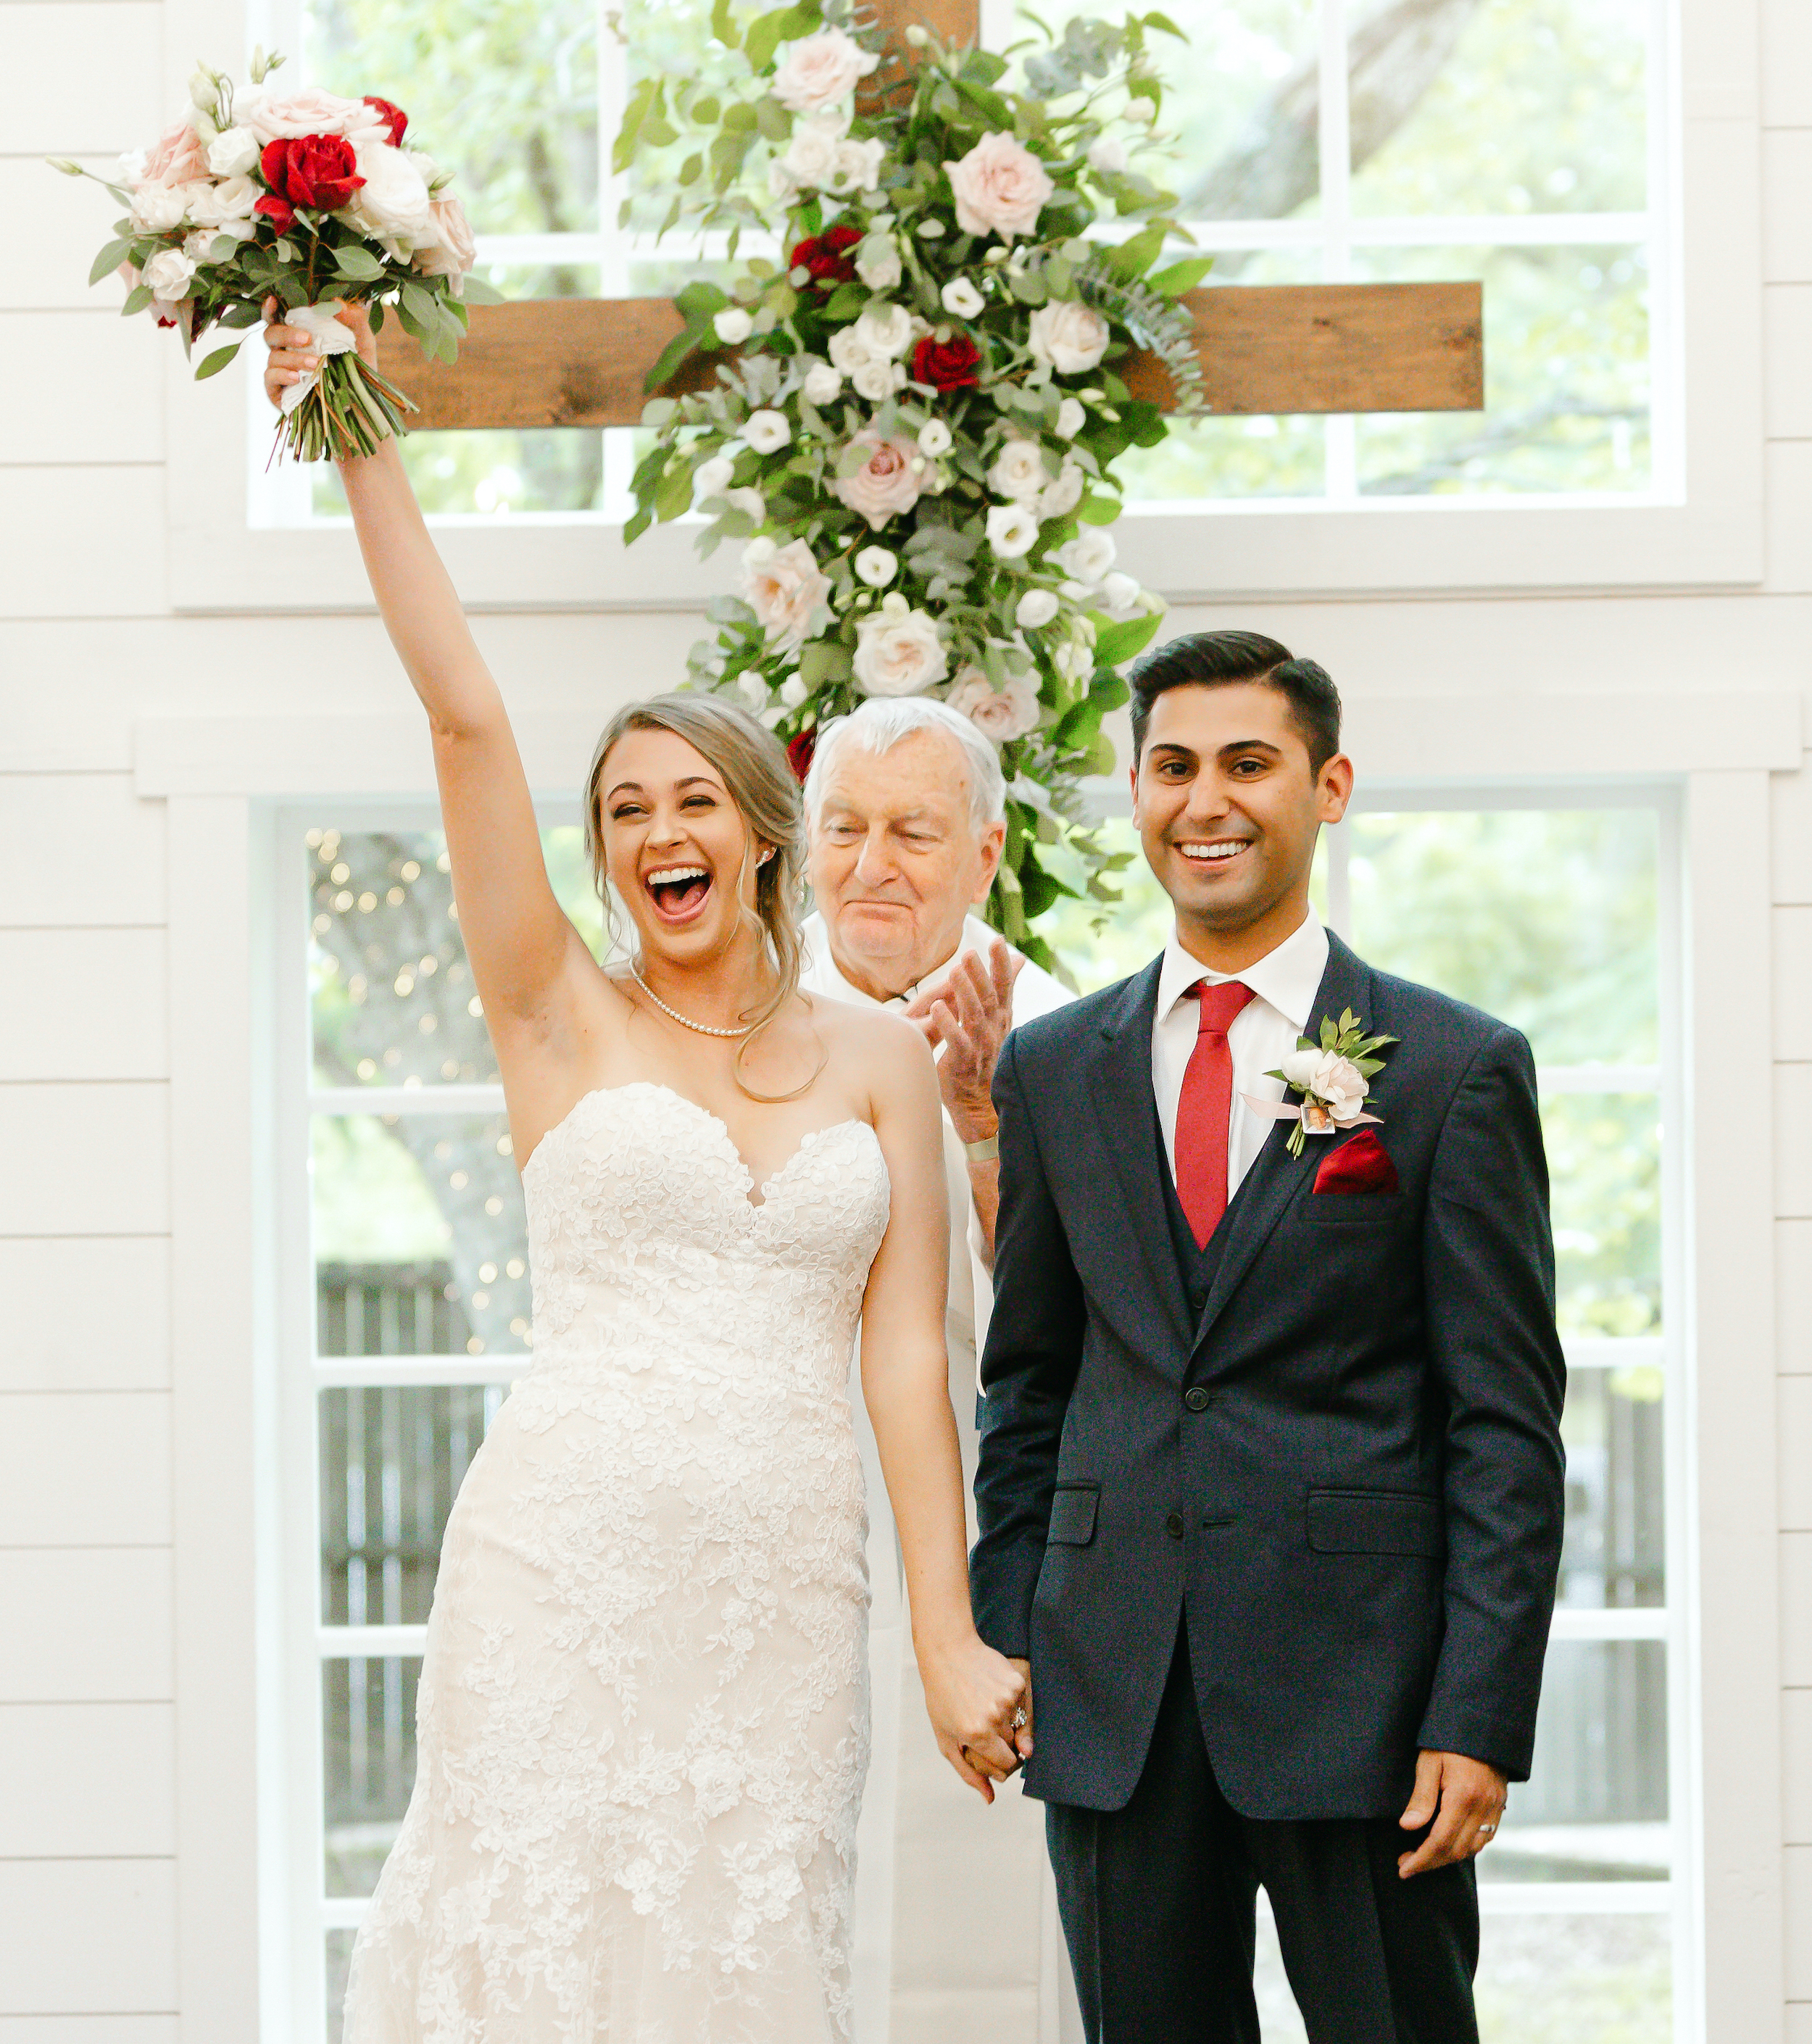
[597,727,771,963]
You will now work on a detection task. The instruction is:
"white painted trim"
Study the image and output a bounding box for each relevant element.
[309,1086,506,1118]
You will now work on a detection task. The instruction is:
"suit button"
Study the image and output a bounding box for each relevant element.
[1165,1512,1186,1540]
[1184,1387,1210,1413]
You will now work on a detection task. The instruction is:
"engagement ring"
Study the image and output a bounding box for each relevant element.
[1013,1708,1028,1731]
[1478,1822,1497,1836]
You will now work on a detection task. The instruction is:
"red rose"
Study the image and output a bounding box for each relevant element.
[259,133,365,213]
[790,224,862,289]
[254,191,296,234]
[363,96,409,146]
[786,728,817,783]
[913,331,982,391]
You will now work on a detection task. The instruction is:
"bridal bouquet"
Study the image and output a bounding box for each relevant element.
[51,48,496,462]
[617,5,1207,963]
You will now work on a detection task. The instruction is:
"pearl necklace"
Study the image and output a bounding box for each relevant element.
[629,964,751,1039]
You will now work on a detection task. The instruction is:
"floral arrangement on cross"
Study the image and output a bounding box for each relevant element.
[615,3,1209,967]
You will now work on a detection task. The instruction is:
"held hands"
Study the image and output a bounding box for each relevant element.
[261,296,375,412]
[918,1632,1034,1803]
[904,939,1024,1145]
[1397,1749,1508,1877]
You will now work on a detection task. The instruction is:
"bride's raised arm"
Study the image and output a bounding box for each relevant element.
[265,302,591,1058]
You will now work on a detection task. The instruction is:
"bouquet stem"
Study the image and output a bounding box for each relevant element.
[273,351,418,465]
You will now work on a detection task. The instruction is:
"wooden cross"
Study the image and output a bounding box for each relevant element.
[381,0,1481,433]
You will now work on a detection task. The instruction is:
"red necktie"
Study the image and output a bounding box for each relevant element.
[1173,981,1255,1249]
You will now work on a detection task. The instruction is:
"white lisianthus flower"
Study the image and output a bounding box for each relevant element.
[1015,588,1061,630]
[1028,299,1111,375]
[828,326,875,378]
[779,676,811,710]
[831,136,886,194]
[853,596,948,697]
[855,236,901,290]
[1037,462,1086,520]
[917,418,953,457]
[855,545,898,587]
[853,302,916,361]
[773,26,878,112]
[768,158,802,203]
[692,454,735,501]
[346,142,433,242]
[189,174,259,226]
[144,248,198,300]
[1055,396,1086,439]
[1053,639,1093,684]
[779,110,849,191]
[989,438,1050,502]
[944,130,1055,241]
[1279,1050,1370,1123]
[802,360,843,404]
[853,359,904,402]
[986,503,1039,560]
[714,307,755,344]
[948,666,1042,744]
[1053,527,1117,585]
[743,409,792,455]
[206,125,260,177]
[1087,135,1129,175]
[130,182,196,232]
[738,536,830,651]
[737,671,770,708]
[1097,570,1144,618]
[725,486,766,523]
[1124,95,1158,124]
[941,275,985,318]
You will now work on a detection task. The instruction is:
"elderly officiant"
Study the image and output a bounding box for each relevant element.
[801,696,1069,2039]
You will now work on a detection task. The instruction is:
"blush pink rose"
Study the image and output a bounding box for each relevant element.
[832,428,922,530]
[241,86,382,147]
[944,131,1055,241]
[773,27,878,112]
[412,194,478,284]
[947,666,1041,744]
[139,119,210,189]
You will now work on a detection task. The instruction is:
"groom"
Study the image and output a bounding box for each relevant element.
[971,631,1566,2040]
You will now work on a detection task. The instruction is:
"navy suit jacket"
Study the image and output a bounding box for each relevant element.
[970,933,1567,1819]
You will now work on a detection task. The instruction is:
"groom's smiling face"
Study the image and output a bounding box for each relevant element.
[1131,681,1352,959]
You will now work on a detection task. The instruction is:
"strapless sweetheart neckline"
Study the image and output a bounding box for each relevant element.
[523,1078,873,1211]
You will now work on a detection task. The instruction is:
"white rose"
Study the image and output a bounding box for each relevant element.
[853,302,915,362]
[207,126,260,177]
[773,27,878,113]
[834,428,922,527]
[714,307,755,344]
[989,438,1050,502]
[948,667,1042,744]
[828,325,875,378]
[854,546,897,587]
[1097,570,1144,618]
[779,676,810,710]
[855,236,901,290]
[941,275,985,318]
[692,454,735,501]
[1087,135,1129,175]
[737,671,770,709]
[189,173,259,226]
[346,142,432,241]
[725,486,767,522]
[831,136,885,194]
[130,183,194,232]
[738,536,830,651]
[238,86,381,147]
[918,419,953,457]
[852,358,903,402]
[802,360,843,404]
[986,503,1039,560]
[143,247,197,300]
[1037,462,1085,520]
[1015,588,1060,630]
[744,408,792,455]
[944,130,1055,241]
[1281,1050,1370,1123]
[1056,396,1086,439]
[853,600,948,697]
[1053,527,1117,585]
[780,111,847,191]
[1028,299,1111,375]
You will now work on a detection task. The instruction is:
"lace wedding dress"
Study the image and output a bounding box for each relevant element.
[342,1082,893,2043]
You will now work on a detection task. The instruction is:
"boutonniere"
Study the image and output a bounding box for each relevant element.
[1242,1008,1399,1158]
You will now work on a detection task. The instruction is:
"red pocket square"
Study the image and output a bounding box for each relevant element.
[1314,1127,1399,1196]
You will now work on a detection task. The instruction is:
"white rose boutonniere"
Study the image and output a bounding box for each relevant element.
[1245,1009,1398,1158]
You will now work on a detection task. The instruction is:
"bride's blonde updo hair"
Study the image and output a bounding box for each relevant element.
[583,694,812,1075]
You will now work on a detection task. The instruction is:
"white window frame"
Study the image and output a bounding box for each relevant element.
[157,0,1761,612]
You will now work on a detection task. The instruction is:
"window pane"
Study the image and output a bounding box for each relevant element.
[1348,0,1647,218]
[1560,1362,1665,1608]
[1352,244,1650,496]
[323,1655,423,1897]
[1345,809,1658,1065]
[1545,1093,1661,1339]
[313,1114,531,1355]
[320,1386,504,1628]
[1476,1915,1670,2041]
[1488,1639,1668,1880]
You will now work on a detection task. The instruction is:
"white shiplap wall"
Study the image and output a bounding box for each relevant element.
[1,0,1810,2039]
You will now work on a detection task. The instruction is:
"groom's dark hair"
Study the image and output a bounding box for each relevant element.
[1128,631,1342,773]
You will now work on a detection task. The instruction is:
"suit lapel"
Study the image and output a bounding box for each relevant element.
[1086,958,1194,1360]
[1192,933,1376,1357]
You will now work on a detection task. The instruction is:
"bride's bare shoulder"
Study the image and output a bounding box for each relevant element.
[802,993,934,1104]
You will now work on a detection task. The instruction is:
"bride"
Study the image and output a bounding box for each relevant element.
[263,307,1030,2041]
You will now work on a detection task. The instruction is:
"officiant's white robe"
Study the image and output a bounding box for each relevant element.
[800,911,1071,2043]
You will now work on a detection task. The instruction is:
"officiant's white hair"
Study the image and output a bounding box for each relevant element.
[805,698,1007,832]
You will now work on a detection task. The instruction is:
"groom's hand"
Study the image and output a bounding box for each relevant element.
[1396,1750,1507,1878]
[1008,1659,1034,1763]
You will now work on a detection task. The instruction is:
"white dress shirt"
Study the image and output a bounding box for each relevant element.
[1152,910,1330,1202]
